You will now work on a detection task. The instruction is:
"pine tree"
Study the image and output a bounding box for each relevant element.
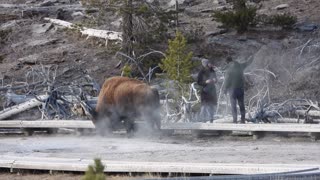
[121,63,132,77]
[160,31,193,85]
[213,0,257,33]
[82,158,106,180]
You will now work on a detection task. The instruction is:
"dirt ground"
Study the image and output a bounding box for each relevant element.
[0,134,319,164]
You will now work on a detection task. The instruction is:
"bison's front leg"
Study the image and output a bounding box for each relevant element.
[95,111,117,136]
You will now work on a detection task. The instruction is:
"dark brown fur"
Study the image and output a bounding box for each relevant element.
[93,76,161,134]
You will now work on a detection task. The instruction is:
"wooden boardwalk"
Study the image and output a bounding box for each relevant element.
[0,120,319,132]
[161,122,320,133]
[0,156,319,175]
[0,120,319,139]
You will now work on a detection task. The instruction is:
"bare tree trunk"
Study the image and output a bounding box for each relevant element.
[175,0,179,27]
[122,0,134,58]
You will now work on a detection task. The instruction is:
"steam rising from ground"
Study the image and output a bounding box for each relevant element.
[93,106,162,138]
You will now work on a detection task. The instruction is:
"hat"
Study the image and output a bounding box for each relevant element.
[201,58,209,67]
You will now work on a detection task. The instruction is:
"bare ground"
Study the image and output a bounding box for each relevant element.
[0,134,319,164]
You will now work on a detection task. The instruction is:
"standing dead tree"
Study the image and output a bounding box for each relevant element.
[162,82,200,123]
[115,50,165,82]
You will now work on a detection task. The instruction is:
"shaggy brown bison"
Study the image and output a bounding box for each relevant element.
[92,76,161,135]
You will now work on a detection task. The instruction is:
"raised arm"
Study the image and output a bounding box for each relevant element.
[241,55,254,69]
[223,70,231,94]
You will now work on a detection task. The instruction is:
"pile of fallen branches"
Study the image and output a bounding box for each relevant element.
[242,62,320,124]
[248,99,320,124]
[0,65,99,120]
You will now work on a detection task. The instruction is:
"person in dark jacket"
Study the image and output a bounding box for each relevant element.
[223,56,254,123]
[197,59,217,123]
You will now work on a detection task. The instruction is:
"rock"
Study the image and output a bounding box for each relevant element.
[71,11,84,17]
[0,20,17,31]
[89,66,100,73]
[167,0,186,7]
[111,18,122,28]
[205,29,228,37]
[295,23,318,32]
[59,0,73,4]
[26,0,40,4]
[0,55,4,64]
[11,42,24,48]
[274,4,289,10]
[18,54,40,65]
[39,0,57,7]
[56,9,73,20]
[26,38,59,47]
[0,4,27,8]
[238,36,247,42]
[215,6,228,11]
[251,0,262,3]
[62,67,70,74]
[31,23,54,35]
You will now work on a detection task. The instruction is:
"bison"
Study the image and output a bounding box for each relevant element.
[91,76,161,135]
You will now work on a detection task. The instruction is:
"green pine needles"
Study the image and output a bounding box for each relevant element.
[213,2,257,33]
[82,158,106,180]
[159,31,193,84]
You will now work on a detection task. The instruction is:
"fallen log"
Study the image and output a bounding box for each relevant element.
[213,117,320,124]
[296,110,320,117]
[0,95,48,120]
[0,4,27,8]
[277,118,320,124]
[44,18,122,43]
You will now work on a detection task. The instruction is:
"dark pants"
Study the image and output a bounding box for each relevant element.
[229,88,245,123]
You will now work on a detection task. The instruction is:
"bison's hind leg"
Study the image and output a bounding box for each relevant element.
[145,109,162,130]
[124,118,136,138]
[137,109,162,137]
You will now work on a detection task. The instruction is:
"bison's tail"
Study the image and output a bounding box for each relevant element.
[151,87,160,108]
[150,87,161,130]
